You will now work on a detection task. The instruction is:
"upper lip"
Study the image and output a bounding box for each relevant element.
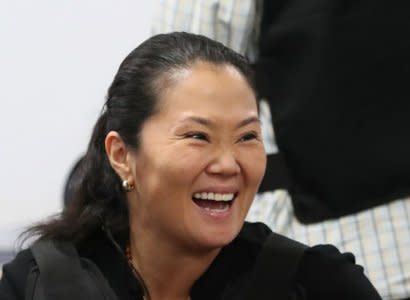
[192,186,239,194]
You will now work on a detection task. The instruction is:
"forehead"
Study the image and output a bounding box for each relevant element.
[154,62,257,118]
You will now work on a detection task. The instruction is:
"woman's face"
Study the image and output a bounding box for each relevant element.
[128,62,266,251]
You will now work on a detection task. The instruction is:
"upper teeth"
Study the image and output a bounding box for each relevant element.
[193,192,234,201]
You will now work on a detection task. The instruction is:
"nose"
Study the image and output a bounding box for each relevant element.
[206,148,241,176]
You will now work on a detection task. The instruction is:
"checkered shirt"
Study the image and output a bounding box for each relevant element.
[151,0,262,62]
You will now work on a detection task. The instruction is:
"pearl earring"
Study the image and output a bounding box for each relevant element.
[122,180,134,192]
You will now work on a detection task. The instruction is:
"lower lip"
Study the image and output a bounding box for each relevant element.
[193,198,235,219]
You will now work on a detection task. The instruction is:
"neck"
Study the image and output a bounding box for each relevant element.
[128,224,220,300]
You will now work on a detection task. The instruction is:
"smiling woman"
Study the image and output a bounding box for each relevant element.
[0,32,381,300]
[108,61,266,253]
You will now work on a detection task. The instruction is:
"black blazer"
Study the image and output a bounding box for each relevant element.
[0,222,381,299]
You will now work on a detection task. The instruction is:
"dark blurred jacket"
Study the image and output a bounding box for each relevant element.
[256,0,410,223]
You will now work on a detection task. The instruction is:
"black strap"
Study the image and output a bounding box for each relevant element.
[30,239,117,300]
[247,232,308,299]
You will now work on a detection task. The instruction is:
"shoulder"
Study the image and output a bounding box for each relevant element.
[295,244,381,299]
[0,248,36,300]
[233,228,381,299]
[214,222,272,273]
[236,221,272,247]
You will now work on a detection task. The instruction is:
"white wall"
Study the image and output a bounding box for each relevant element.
[0,1,156,249]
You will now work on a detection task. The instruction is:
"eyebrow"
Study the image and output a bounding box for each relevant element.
[178,115,261,129]
[236,116,261,129]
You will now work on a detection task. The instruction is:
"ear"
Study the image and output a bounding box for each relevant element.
[105,131,134,184]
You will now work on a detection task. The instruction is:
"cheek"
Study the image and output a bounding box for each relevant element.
[148,146,207,185]
[242,149,267,185]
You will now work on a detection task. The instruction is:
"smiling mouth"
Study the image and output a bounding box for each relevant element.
[192,192,236,214]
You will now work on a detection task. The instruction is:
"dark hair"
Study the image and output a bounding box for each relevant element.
[63,156,84,208]
[25,32,256,245]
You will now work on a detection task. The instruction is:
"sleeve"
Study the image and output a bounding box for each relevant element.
[295,245,382,300]
[0,249,35,300]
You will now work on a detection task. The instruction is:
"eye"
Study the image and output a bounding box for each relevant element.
[184,132,209,142]
[238,132,258,142]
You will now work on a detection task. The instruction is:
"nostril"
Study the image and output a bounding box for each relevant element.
[206,160,240,175]
[206,152,240,175]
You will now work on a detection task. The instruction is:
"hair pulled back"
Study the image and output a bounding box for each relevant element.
[27,32,255,244]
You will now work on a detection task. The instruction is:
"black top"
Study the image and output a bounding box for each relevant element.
[0,222,381,299]
[255,0,410,223]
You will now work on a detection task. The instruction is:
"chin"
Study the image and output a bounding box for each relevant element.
[194,225,241,250]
